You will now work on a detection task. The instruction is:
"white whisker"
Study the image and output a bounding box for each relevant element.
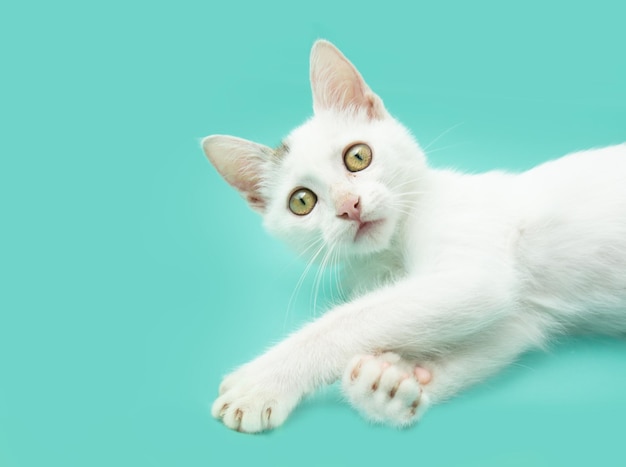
[312,243,334,316]
[422,122,464,152]
[426,142,465,156]
[284,239,325,330]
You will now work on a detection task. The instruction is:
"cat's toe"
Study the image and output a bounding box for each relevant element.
[218,365,249,395]
[212,389,291,433]
[347,355,385,392]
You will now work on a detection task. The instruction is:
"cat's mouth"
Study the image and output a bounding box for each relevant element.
[354,219,385,241]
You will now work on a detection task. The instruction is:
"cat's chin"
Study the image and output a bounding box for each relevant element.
[355,219,385,242]
[343,217,396,256]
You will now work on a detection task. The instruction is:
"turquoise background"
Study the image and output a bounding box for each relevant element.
[2,0,626,465]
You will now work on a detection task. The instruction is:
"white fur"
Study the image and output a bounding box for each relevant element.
[203,40,626,433]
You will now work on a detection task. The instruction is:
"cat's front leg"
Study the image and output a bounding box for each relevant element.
[212,271,519,433]
[211,314,351,433]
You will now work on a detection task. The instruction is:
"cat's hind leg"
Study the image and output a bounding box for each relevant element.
[341,352,432,427]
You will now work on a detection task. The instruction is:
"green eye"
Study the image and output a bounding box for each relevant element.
[343,143,372,172]
[288,188,317,216]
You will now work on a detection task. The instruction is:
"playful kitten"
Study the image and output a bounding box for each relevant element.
[202,40,626,433]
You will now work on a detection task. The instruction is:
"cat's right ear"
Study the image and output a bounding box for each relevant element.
[202,135,272,213]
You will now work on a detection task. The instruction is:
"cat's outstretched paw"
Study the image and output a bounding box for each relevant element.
[211,364,299,433]
[341,352,431,427]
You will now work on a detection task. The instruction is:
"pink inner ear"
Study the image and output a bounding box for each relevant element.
[311,51,363,113]
[310,41,386,119]
[222,159,266,211]
[228,160,260,194]
[246,193,265,210]
[203,135,269,212]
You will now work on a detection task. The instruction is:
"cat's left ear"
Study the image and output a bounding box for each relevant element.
[310,40,388,120]
[202,135,273,213]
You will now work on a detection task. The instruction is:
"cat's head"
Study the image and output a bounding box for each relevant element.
[203,40,426,260]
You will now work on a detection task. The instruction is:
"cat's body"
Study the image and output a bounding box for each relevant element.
[203,40,626,433]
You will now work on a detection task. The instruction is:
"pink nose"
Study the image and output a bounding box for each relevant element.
[336,195,361,222]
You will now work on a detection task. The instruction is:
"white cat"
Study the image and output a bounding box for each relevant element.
[202,40,626,433]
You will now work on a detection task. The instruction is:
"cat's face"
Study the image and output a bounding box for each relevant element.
[203,40,426,260]
[262,111,425,258]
